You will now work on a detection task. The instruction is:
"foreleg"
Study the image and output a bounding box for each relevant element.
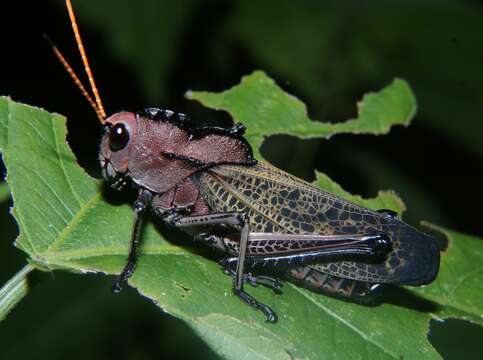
[112,189,152,293]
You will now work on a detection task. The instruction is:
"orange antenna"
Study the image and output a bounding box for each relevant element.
[45,36,106,124]
[65,0,106,120]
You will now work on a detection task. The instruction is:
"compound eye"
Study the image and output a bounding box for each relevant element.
[109,123,130,151]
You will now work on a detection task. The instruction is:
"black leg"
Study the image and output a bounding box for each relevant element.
[170,211,395,322]
[221,266,283,293]
[172,212,278,323]
[112,190,151,293]
[232,215,278,323]
[233,289,277,323]
[158,204,194,225]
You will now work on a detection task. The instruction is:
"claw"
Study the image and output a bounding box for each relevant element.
[254,275,283,294]
[112,262,136,294]
[233,288,278,324]
[195,233,218,246]
[112,276,125,293]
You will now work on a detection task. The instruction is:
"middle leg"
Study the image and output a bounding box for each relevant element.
[172,212,279,323]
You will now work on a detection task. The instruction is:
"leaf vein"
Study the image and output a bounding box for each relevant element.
[44,191,102,254]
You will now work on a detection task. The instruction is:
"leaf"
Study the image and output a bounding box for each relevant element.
[187,71,416,159]
[226,0,483,159]
[0,73,480,360]
[412,224,483,326]
[188,70,408,215]
[314,172,406,216]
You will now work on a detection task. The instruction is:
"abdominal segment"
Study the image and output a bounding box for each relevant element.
[286,266,382,300]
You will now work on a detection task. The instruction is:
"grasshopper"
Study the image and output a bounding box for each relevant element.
[50,0,440,323]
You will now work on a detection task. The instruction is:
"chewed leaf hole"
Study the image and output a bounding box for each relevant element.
[429,318,483,359]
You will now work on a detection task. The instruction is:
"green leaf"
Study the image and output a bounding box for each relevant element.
[314,172,406,216]
[413,224,483,326]
[187,71,416,159]
[0,71,480,360]
[227,0,483,159]
[188,70,408,216]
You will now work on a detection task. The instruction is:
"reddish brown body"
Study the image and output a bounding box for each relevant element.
[100,110,254,219]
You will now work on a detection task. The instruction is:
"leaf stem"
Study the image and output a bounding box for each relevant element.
[0,264,34,322]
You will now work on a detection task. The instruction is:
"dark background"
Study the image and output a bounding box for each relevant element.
[0,0,482,359]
